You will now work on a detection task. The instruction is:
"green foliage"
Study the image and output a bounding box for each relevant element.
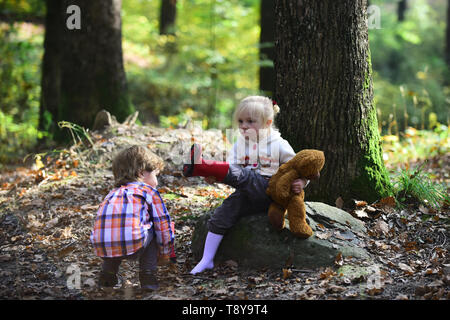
[391,162,449,210]
[0,109,42,165]
[122,0,260,130]
[382,124,449,165]
[1,0,449,167]
[0,22,44,164]
[370,0,450,133]
[57,121,94,149]
[0,0,45,18]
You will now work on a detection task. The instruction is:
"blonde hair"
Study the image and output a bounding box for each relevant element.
[112,145,164,187]
[233,96,280,128]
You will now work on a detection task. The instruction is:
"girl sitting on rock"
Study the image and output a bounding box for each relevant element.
[183,96,309,274]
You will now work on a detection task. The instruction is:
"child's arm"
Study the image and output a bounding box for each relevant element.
[292,178,309,194]
[148,191,175,261]
[279,140,310,192]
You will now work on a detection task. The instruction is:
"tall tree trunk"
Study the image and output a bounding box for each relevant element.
[159,0,177,35]
[39,0,63,138]
[398,0,408,22]
[446,0,450,70]
[274,0,391,204]
[39,0,132,141]
[259,0,275,95]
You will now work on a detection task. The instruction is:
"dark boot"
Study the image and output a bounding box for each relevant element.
[98,271,118,288]
[139,271,159,291]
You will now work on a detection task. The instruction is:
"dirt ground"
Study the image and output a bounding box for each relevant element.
[0,123,448,301]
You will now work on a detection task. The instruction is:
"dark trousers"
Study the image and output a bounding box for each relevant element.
[101,233,157,274]
[207,165,272,235]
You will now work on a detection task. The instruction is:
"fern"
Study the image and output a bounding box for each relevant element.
[392,161,449,210]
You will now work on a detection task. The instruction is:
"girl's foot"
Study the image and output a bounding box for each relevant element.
[190,232,224,275]
[183,144,202,177]
[182,144,229,182]
[190,259,214,275]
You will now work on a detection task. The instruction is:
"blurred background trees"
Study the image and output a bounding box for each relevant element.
[0,0,449,163]
[39,0,132,141]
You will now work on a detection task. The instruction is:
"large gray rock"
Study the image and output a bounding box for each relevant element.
[191,202,371,270]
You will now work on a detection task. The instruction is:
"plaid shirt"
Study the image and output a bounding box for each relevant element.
[90,182,174,258]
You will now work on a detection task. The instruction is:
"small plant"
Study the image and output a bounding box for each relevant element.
[58,121,94,148]
[57,121,95,171]
[392,162,449,210]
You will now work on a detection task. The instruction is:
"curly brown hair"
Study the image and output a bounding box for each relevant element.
[112,145,164,187]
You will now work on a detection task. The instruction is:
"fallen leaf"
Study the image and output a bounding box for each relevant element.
[335,197,344,209]
[315,231,331,240]
[374,220,390,235]
[398,262,415,274]
[213,288,228,295]
[334,252,344,266]
[57,245,76,258]
[366,287,384,296]
[319,267,336,280]
[352,209,369,219]
[355,200,368,207]
[0,254,12,262]
[308,288,326,295]
[379,196,396,207]
[226,276,238,283]
[224,260,238,269]
[282,268,292,280]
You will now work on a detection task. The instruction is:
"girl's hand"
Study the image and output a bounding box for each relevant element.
[204,176,216,184]
[291,178,307,194]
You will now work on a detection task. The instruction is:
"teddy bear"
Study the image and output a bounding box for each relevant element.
[266,149,325,239]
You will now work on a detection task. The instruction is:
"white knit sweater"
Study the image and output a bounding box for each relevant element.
[226,129,296,177]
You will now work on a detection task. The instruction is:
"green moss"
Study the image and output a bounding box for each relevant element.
[349,48,392,203]
[351,109,392,202]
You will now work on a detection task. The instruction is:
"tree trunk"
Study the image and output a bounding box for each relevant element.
[398,0,408,22]
[259,0,275,95]
[446,0,450,70]
[159,0,177,35]
[39,0,132,141]
[39,0,63,137]
[274,0,391,204]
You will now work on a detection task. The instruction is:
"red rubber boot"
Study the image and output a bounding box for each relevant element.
[183,144,229,182]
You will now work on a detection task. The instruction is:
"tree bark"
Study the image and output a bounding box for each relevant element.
[39,0,132,141]
[274,0,391,204]
[39,0,63,137]
[398,0,408,22]
[446,0,450,70]
[259,0,275,95]
[159,0,177,35]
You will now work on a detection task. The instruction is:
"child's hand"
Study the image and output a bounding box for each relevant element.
[291,178,307,194]
[204,176,216,184]
[157,254,170,266]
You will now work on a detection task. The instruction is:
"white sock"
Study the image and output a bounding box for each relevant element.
[190,232,223,275]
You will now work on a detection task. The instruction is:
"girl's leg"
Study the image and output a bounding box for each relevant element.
[190,232,224,274]
[190,190,249,274]
[183,144,229,182]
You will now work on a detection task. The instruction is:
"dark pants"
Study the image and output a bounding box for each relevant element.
[101,233,157,274]
[207,165,272,235]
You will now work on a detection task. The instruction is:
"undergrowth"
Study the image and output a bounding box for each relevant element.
[391,161,449,210]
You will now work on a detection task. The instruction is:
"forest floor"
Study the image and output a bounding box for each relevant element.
[0,121,449,301]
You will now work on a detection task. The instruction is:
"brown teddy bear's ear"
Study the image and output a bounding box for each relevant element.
[295,150,325,178]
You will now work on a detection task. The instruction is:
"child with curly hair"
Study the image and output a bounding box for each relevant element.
[90,145,175,290]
